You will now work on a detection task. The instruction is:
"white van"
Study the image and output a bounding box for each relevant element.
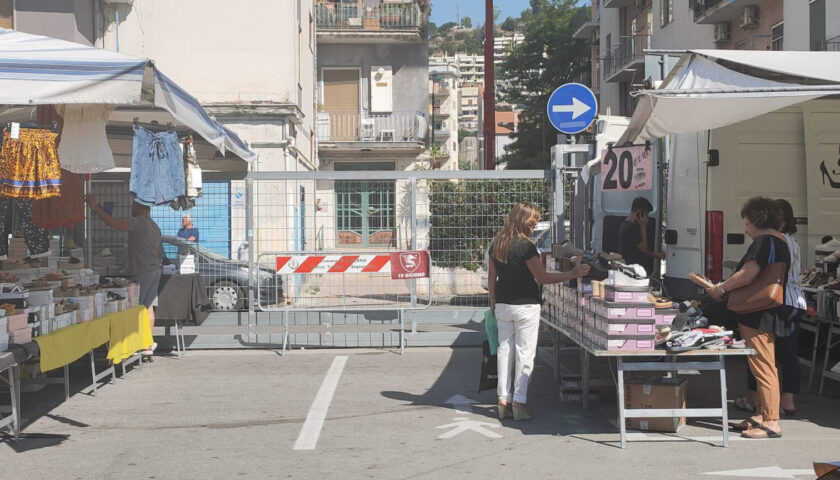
[662,98,840,299]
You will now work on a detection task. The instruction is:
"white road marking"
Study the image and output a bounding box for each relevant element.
[293,356,348,450]
[444,394,477,414]
[702,466,813,478]
[437,417,502,439]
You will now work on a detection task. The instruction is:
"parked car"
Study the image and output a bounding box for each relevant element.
[160,235,283,311]
[481,221,553,291]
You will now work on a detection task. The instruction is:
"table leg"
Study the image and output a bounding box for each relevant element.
[9,365,19,440]
[719,354,729,447]
[581,349,590,411]
[809,324,820,391]
[617,356,626,449]
[90,351,98,397]
[820,326,834,396]
[63,365,69,401]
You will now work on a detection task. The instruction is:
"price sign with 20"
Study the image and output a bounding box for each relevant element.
[600,145,653,191]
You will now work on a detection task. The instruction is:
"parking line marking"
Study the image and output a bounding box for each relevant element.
[293,356,348,450]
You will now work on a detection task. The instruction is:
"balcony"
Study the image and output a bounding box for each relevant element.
[603,35,649,83]
[316,111,427,154]
[603,0,644,8]
[316,1,425,44]
[690,0,762,25]
[429,86,451,98]
[571,7,599,40]
[816,34,840,52]
[431,106,450,118]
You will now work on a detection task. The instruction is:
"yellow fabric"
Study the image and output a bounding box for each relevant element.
[106,306,153,364]
[34,316,110,372]
[0,128,62,199]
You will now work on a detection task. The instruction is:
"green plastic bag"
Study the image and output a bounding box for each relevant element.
[484,309,499,355]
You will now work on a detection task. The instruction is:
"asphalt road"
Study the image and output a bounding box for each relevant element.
[2,347,839,479]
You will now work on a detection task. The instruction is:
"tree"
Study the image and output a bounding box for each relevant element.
[498,1,590,169]
[438,21,457,34]
[461,16,472,28]
[427,21,438,39]
[500,16,519,32]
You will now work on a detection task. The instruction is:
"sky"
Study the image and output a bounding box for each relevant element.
[429,0,532,27]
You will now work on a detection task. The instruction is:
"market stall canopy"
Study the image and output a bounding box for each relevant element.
[0,28,255,162]
[617,50,840,145]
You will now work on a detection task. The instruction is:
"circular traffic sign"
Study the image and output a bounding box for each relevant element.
[546,83,597,134]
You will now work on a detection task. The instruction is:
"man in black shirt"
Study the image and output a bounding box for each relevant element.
[617,197,664,276]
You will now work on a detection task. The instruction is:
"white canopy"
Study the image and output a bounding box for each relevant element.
[617,50,840,145]
[0,28,255,162]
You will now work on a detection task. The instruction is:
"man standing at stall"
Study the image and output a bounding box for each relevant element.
[617,197,665,276]
[86,194,161,356]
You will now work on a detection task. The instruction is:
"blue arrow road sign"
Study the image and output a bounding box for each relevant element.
[546,83,597,134]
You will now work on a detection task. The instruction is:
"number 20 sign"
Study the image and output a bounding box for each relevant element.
[600,145,653,192]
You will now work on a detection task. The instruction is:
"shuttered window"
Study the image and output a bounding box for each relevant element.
[0,0,13,30]
[323,69,359,112]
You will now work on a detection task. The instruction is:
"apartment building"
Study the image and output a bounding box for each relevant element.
[429,60,460,170]
[576,0,840,118]
[430,53,485,131]
[493,32,524,64]
[315,0,430,247]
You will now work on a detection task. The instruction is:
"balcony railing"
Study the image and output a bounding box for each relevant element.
[603,35,650,80]
[816,34,840,52]
[316,1,423,32]
[316,110,427,143]
[570,7,591,34]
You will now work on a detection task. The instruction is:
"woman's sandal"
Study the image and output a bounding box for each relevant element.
[741,423,782,439]
[733,396,756,413]
[731,418,760,432]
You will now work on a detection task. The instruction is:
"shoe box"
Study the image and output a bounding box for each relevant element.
[603,285,650,303]
[624,376,687,433]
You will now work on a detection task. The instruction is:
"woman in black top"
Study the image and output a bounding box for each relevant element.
[488,202,589,421]
[706,197,793,439]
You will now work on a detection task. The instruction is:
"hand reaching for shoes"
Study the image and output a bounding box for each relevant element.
[572,257,591,278]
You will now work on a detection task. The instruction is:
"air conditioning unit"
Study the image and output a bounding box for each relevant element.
[713,22,731,43]
[740,6,759,29]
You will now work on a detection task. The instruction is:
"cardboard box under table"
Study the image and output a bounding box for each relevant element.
[624,377,687,432]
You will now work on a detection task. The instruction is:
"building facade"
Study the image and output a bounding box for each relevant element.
[430,60,460,170]
[5,0,317,260]
[315,0,430,248]
[430,53,484,132]
[577,0,840,118]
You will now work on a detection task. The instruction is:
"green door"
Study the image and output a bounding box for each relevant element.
[335,163,395,247]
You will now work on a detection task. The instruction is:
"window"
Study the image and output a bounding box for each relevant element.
[772,22,784,51]
[660,0,673,27]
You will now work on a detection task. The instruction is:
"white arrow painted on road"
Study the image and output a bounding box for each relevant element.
[444,394,477,414]
[551,97,591,120]
[702,467,813,478]
[437,417,502,439]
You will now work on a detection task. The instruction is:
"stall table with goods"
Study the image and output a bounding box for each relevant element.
[542,254,754,448]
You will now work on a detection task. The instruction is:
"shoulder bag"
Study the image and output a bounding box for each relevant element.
[727,238,786,314]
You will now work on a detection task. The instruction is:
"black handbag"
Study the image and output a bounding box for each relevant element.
[478,340,498,392]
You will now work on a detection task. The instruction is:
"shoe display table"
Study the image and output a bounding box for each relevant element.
[542,275,755,448]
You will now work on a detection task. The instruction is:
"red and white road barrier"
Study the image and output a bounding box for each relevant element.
[275,251,430,279]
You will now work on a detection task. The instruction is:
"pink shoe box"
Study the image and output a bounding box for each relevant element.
[605,338,656,351]
[5,313,28,332]
[602,303,656,320]
[605,322,657,336]
[577,280,592,295]
[9,327,31,344]
[654,308,680,326]
[604,285,651,303]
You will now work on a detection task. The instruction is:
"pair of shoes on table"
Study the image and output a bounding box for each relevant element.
[140,342,158,356]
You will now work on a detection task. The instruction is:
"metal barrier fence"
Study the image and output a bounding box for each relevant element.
[88,170,553,313]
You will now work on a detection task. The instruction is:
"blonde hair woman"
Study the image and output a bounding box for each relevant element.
[488,202,589,420]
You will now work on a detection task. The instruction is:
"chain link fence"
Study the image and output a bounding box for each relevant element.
[88,170,554,312]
